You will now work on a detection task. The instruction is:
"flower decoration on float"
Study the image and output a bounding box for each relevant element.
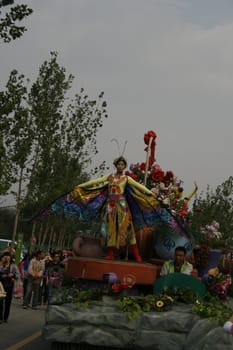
[111,281,129,294]
[143,130,157,167]
[200,220,223,245]
[156,300,164,308]
[194,220,224,271]
[125,130,184,210]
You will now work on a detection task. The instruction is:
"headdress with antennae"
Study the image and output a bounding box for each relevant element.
[111,138,128,167]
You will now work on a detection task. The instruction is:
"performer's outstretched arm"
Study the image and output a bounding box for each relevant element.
[127,176,153,195]
[78,174,109,188]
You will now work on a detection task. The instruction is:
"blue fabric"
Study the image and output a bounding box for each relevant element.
[50,188,108,221]
[125,185,169,229]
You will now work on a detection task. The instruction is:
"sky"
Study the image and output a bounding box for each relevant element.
[1,0,233,203]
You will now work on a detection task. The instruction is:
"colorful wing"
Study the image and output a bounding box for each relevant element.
[125,184,169,228]
[31,185,108,223]
[125,184,191,238]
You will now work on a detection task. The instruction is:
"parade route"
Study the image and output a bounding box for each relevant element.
[1,298,51,350]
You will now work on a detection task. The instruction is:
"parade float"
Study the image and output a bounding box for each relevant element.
[38,130,196,290]
[35,131,233,350]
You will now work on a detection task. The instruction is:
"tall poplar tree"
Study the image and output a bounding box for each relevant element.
[0,70,32,196]
[0,52,108,244]
[24,52,108,214]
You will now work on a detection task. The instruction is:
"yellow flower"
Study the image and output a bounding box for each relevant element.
[156,300,164,308]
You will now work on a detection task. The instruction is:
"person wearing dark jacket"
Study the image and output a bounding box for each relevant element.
[0,252,20,323]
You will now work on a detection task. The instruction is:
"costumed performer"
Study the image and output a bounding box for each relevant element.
[73,156,158,262]
[34,156,160,263]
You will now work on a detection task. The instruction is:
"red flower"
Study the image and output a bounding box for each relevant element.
[120,282,128,289]
[129,173,138,180]
[139,162,146,171]
[176,202,188,217]
[150,169,164,183]
[164,171,174,182]
[112,283,121,293]
[144,130,157,145]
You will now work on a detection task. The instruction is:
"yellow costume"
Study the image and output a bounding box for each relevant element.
[72,173,156,249]
[32,156,165,262]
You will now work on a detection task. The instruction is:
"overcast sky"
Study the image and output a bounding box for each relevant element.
[1,0,233,200]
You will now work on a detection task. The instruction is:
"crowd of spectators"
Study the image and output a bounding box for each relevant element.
[0,245,70,323]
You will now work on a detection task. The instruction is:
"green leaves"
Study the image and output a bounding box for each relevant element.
[119,296,142,320]
[0,70,31,195]
[0,2,33,43]
[23,52,108,217]
[119,294,174,320]
[190,177,233,247]
[192,293,232,325]
[0,52,108,244]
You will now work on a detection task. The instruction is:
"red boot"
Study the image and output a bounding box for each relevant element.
[105,247,114,259]
[131,244,143,263]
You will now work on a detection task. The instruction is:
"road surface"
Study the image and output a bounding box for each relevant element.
[1,298,52,350]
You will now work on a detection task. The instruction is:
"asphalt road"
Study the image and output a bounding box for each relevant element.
[1,298,52,350]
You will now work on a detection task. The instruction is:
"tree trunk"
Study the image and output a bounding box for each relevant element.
[61,229,67,250]
[47,226,54,253]
[57,227,65,250]
[12,166,24,243]
[37,223,43,248]
[40,222,49,250]
[29,222,36,254]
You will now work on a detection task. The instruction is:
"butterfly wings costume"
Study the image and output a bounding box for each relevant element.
[34,174,176,248]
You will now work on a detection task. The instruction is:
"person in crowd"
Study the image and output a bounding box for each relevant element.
[22,250,45,309]
[48,251,65,278]
[160,246,193,276]
[40,252,53,305]
[4,243,16,257]
[45,250,65,304]
[0,252,20,323]
[19,253,31,299]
